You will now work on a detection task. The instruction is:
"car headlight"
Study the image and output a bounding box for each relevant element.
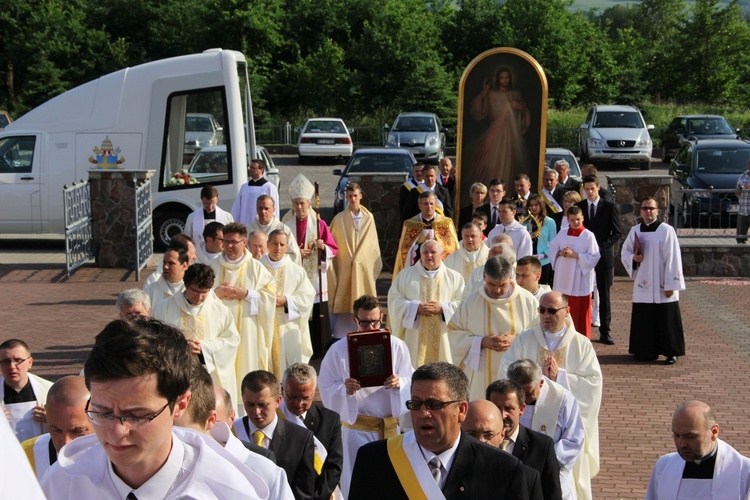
[589,138,605,148]
[427,134,439,146]
[690,190,712,199]
[636,138,652,148]
[387,134,397,145]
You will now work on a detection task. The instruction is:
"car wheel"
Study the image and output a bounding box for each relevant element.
[640,160,651,171]
[153,209,189,251]
[298,154,306,165]
[661,146,672,164]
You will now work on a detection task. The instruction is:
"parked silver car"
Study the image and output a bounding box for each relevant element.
[184,113,224,163]
[386,112,446,164]
[579,105,654,170]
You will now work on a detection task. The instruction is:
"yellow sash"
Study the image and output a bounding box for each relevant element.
[386,435,429,500]
[276,409,324,474]
[342,414,399,439]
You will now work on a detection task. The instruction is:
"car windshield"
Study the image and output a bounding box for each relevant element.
[346,154,413,174]
[695,148,749,174]
[393,116,435,132]
[188,152,228,174]
[593,111,644,129]
[186,116,214,132]
[304,120,346,134]
[686,118,735,135]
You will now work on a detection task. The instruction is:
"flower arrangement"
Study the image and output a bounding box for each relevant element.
[166,169,199,187]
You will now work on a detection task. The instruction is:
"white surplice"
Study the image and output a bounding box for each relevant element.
[248,217,302,265]
[486,220,533,258]
[195,242,222,266]
[0,411,45,499]
[184,206,233,245]
[143,276,184,310]
[231,180,280,227]
[548,229,600,296]
[1,372,53,441]
[444,243,489,282]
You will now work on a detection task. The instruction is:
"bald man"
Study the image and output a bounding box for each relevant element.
[646,400,750,499]
[20,376,92,480]
[462,400,506,448]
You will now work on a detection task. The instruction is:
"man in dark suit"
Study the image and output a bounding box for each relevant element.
[476,178,507,236]
[554,160,581,193]
[403,164,453,220]
[281,363,343,500]
[580,165,613,203]
[438,157,456,199]
[214,385,276,462]
[514,173,535,221]
[487,380,562,500]
[349,362,543,500]
[240,370,316,500]
[541,168,567,231]
[399,163,424,222]
[577,174,622,345]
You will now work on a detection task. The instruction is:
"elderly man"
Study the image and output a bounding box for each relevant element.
[280,363,343,500]
[554,160,580,193]
[403,164,454,220]
[249,195,301,264]
[328,182,382,338]
[462,399,506,448]
[1,339,52,441]
[393,190,459,279]
[513,173,534,220]
[515,256,552,303]
[318,294,414,498]
[184,185,234,245]
[399,162,425,222]
[232,158,280,227]
[248,230,268,260]
[152,263,240,405]
[115,288,151,319]
[464,235,516,296]
[437,157,455,198]
[194,221,225,264]
[143,246,189,307]
[487,380,562,500]
[21,376,92,480]
[541,169,567,231]
[486,198,533,259]
[621,197,686,364]
[499,291,603,500]
[506,359,584,500]
[349,362,543,499]
[210,222,276,402]
[389,239,464,367]
[259,230,315,378]
[445,222,490,281]
[448,256,538,401]
[646,401,750,499]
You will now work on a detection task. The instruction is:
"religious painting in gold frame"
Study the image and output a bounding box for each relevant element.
[455,48,548,215]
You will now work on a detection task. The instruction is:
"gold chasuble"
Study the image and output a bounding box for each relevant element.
[392,214,458,280]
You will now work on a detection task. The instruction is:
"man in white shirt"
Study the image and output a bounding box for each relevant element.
[143,247,188,307]
[232,158,280,227]
[486,199,533,259]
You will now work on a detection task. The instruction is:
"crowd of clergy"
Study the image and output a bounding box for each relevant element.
[2,157,749,499]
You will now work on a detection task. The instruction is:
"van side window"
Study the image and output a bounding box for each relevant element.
[159,88,232,190]
[0,136,35,173]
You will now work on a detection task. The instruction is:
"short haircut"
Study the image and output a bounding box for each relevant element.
[490,234,512,247]
[513,173,530,183]
[170,234,195,251]
[215,386,234,420]
[581,174,599,186]
[282,362,317,387]
[412,361,469,402]
[248,230,268,242]
[185,359,215,427]
[506,359,543,386]
[470,182,487,195]
[461,222,481,233]
[421,239,443,254]
[46,376,89,408]
[241,370,281,398]
[484,255,513,281]
[0,339,31,353]
[203,221,224,240]
[486,379,525,406]
[421,164,437,174]
[353,294,380,315]
[165,247,189,265]
[183,263,215,289]
[488,178,505,189]
[268,229,287,243]
[200,185,219,200]
[516,255,542,273]
[257,194,275,207]
[563,191,582,203]
[498,198,517,211]
[116,288,151,312]
[581,164,598,174]
[223,222,248,238]
[418,190,437,202]
[250,159,266,171]
[413,163,424,171]
[553,160,569,170]
[566,205,583,217]
[346,182,361,193]
[544,168,559,179]
[541,291,569,307]
[472,211,489,224]
[84,318,191,404]
[641,196,657,205]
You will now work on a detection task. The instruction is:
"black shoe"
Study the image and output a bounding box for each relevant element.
[665,356,677,365]
[599,334,615,345]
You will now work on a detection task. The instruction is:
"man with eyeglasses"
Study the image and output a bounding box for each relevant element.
[448,255,538,401]
[152,263,240,407]
[194,221,225,265]
[115,288,151,320]
[461,399,506,448]
[349,361,542,499]
[248,195,301,264]
[486,379,562,500]
[231,158,280,228]
[0,338,52,441]
[318,294,414,498]
[500,291,603,500]
[280,363,343,500]
[210,222,276,411]
[621,197,685,365]
[41,318,269,499]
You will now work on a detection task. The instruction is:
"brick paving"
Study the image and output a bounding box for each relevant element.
[1,261,748,499]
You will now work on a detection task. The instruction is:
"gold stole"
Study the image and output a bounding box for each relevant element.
[538,344,568,371]
[268,266,285,379]
[386,435,429,500]
[462,250,484,279]
[417,275,441,366]
[484,299,517,389]
[221,262,268,372]
[180,309,207,341]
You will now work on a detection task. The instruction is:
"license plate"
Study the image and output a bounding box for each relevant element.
[611,154,630,160]
[728,204,739,213]
[410,149,421,155]
[317,139,334,145]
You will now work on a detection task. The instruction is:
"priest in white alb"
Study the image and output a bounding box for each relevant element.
[143,247,189,307]
[448,256,538,401]
[184,185,234,246]
[464,236,515,298]
[248,194,301,264]
[499,291,603,500]
[231,158,280,227]
[444,221,490,282]
[259,230,315,379]
[646,400,750,500]
[388,239,464,367]
[194,221,225,265]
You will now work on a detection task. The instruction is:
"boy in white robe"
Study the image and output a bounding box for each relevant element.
[445,222,490,281]
[485,199,533,259]
[183,185,233,245]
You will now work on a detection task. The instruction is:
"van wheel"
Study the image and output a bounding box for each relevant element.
[640,160,651,170]
[154,210,189,251]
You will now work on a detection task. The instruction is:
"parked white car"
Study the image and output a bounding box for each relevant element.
[297,117,353,164]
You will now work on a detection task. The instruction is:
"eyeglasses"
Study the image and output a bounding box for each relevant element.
[406,399,462,411]
[356,318,381,328]
[640,206,657,211]
[85,399,173,429]
[210,237,224,243]
[0,356,30,367]
[223,239,245,247]
[465,430,503,441]
[538,306,566,315]
[187,286,211,295]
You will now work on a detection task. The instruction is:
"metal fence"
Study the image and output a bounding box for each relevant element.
[134,179,153,281]
[63,180,94,277]
[670,187,744,240]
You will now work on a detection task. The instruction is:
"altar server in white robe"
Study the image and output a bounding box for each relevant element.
[445,221,490,281]
[143,247,189,307]
[499,291,603,500]
[260,230,315,378]
[507,359,585,500]
[318,294,413,498]
[646,400,750,500]
[0,409,45,499]
[388,239,464,367]
[448,256,538,401]
[195,221,225,265]
[210,222,276,404]
[486,199,533,259]
[41,317,269,499]
[184,185,234,245]
[231,157,280,226]
[152,263,240,405]
[249,194,301,264]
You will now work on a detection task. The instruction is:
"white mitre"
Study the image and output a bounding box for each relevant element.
[289,173,315,200]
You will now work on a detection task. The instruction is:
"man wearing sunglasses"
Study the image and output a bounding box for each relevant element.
[349,361,542,499]
[499,291,602,500]
[41,318,269,499]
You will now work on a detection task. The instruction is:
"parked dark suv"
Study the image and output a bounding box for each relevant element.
[661,115,738,163]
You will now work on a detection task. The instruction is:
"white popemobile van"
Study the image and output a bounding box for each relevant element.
[0,49,256,248]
